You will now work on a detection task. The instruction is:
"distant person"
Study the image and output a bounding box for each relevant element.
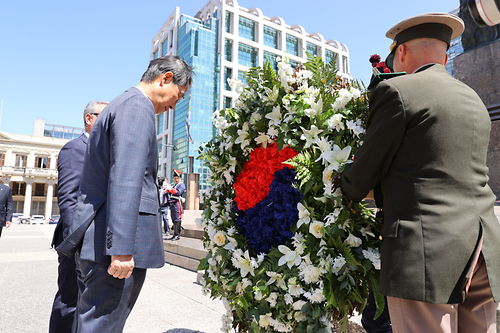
[341,13,500,332]
[0,171,13,238]
[167,169,185,241]
[56,55,193,332]
[49,100,107,332]
[159,177,171,236]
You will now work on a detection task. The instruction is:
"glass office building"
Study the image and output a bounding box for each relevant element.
[151,0,350,192]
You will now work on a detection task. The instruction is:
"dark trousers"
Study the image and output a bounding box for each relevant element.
[160,205,170,234]
[0,225,3,238]
[362,288,392,333]
[169,201,182,236]
[73,252,147,333]
[49,252,79,333]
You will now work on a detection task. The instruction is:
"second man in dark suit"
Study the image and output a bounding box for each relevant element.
[49,100,108,333]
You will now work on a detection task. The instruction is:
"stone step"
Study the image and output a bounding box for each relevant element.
[163,227,208,272]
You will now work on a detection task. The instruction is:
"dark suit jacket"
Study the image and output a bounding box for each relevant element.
[341,64,500,304]
[0,183,13,226]
[52,133,88,247]
[57,87,165,269]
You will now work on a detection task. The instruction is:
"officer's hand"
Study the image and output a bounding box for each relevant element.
[108,255,135,279]
[5,221,11,228]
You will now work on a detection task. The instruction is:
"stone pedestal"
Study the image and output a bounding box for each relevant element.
[454,39,500,198]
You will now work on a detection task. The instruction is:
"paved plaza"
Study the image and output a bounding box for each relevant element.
[1,208,500,333]
[0,224,226,333]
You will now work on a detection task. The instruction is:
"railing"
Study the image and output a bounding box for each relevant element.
[0,165,57,177]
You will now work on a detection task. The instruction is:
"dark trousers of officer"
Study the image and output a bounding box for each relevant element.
[169,201,182,237]
[160,204,170,234]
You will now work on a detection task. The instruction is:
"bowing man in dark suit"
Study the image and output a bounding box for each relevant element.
[0,171,13,238]
[49,100,107,333]
[341,13,500,332]
[57,55,193,332]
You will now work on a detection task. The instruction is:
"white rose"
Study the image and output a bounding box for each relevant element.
[213,231,226,246]
[309,221,324,238]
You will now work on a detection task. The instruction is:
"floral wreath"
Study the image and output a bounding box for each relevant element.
[198,56,383,333]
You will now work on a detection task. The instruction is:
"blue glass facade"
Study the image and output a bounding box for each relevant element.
[238,43,258,67]
[263,26,278,48]
[325,49,336,66]
[446,36,463,77]
[173,15,219,191]
[238,16,255,41]
[286,34,299,56]
[306,42,318,57]
[263,51,278,72]
[162,38,168,56]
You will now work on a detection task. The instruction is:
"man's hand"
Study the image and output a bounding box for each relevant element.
[108,255,134,279]
[5,221,11,228]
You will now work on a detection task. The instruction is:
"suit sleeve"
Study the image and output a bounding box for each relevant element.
[57,140,85,234]
[105,96,155,256]
[341,80,407,202]
[5,187,13,222]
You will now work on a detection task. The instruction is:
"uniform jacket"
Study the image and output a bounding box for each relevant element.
[341,64,500,304]
[57,87,165,269]
[0,183,13,226]
[51,133,87,247]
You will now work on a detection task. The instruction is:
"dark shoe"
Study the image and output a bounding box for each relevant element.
[169,235,180,241]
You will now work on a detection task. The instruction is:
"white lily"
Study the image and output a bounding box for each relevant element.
[304,96,323,117]
[296,202,311,228]
[231,250,255,277]
[255,132,270,148]
[265,105,281,127]
[324,144,352,171]
[278,245,302,269]
[300,125,323,149]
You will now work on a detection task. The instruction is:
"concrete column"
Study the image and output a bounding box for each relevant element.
[23,179,33,217]
[45,181,54,219]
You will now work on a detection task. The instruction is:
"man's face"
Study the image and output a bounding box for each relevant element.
[174,176,181,183]
[89,104,106,129]
[156,72,189,115]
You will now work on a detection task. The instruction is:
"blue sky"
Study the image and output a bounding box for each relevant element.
[0,0,459,135]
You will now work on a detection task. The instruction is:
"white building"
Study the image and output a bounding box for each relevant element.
[0,119,81,219]
[151,0,351,191]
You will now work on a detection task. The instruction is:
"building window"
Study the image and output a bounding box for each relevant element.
[286,35,299,56]
[15,155,27,168]
[224,96,232,109]
[157,113,164,135]
[12,182,25,196]
[12,201,24,213]
[34,183,45,196]
[153,48,159,59]
[225,11,232,33]
[162,38,168,56]
[224,67,233,91]
[306,42,318,57]
[263,51,278,72]
[225,39,233,62]
[289,59,299,70]
[325,50,336,66]
[239,16,255,41]
[238,43,258,67]
[158,139,162,160]
[31,201,45,215]
[263,26,278,49]
[35,156,50,169]
[0,153,5,166]
[238,70,248,85]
